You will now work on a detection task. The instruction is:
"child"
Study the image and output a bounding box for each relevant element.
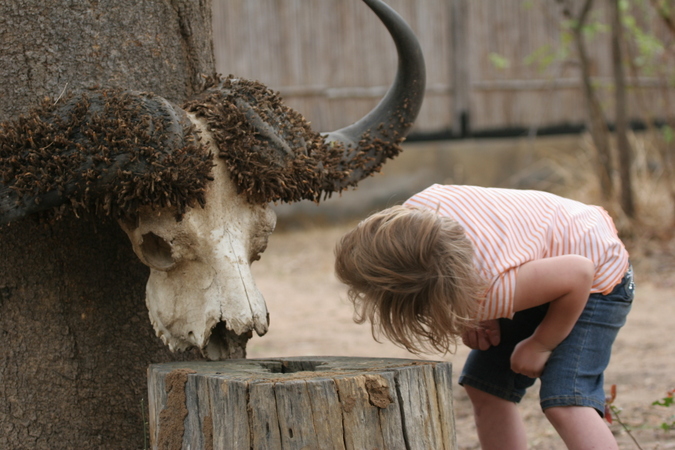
[334,184,634,450]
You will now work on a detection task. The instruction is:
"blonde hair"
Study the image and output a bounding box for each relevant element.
[334,205,485,354]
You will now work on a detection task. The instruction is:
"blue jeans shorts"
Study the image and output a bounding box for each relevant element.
[459,266,635,415]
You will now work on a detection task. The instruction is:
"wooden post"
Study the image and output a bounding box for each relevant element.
[148,357,457,450]
[450,0,470,137]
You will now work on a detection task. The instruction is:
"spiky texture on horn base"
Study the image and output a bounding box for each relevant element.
[0,89,214,225]
[184,74,403,205]
[0,74,406,225]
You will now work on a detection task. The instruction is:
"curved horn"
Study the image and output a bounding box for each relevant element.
[179,0,427,206]
[322,0,426,181]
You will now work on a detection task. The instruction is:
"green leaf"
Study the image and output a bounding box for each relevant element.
[521,0,535,11]
[652,396,674,407]
[488,53,511,70]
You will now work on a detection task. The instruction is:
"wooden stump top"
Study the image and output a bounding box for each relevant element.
[148,356,457,450]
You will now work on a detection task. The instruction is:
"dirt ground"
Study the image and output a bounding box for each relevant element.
[247,221,675,450]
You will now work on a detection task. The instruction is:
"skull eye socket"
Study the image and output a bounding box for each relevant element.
[140,232,176,271]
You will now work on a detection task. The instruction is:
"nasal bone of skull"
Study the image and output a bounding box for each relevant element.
[203,224,270,336]
[216,264,269,336]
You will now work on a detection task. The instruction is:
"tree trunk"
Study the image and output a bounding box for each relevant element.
[576,0,615,201]
[147,357,458,450]
[0,214,203,448]
[0,0,214,118]
[559,0,615,200]
[0,1,220,448]
[647,0,675,225]
[610,0,635,218]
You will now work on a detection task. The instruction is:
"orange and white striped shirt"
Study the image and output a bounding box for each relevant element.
[404,184,630,321]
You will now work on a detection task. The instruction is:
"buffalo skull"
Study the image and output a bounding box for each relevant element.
[0,0,425,360]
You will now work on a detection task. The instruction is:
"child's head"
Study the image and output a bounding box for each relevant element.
[334,205,484,354]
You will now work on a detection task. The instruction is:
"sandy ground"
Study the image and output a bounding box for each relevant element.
[247,222,675,450]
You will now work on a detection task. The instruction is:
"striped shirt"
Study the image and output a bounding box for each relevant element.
[404,184,630,320]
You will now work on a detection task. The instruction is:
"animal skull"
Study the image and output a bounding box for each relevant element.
[119,117,276,360]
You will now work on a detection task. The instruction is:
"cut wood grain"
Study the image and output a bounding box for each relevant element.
[148,356,457,450]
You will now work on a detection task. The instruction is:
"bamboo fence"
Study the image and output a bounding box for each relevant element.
[213,0,675,136]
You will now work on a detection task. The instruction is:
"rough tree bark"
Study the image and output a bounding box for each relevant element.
[0,1,221,448]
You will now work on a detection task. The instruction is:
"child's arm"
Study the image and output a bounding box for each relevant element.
[510,255,594,378]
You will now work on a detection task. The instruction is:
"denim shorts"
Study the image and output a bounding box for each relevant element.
[459,266,635,415]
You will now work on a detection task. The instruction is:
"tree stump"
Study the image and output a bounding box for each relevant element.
[148,356,457,450]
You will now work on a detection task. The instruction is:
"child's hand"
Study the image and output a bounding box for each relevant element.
[461,320,501,350]
[510,336,552,378]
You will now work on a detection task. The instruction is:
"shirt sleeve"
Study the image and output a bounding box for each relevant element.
[477,267,519,321]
